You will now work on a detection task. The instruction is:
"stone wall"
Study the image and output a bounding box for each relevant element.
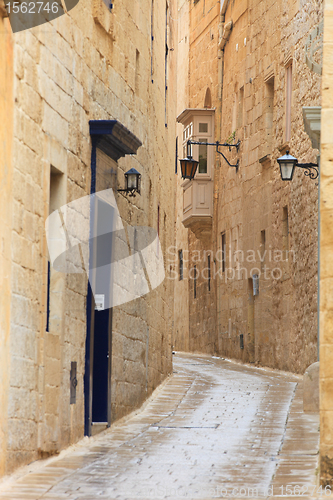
[175,0,321,372]
[173,0,190,352]
[175,0,220,355]
[216,0,321,372]
[0,11,14,477]
[320,0,333,485]
[2,0,176,475]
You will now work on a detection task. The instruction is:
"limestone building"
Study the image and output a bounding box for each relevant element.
[175,0,322,371]
[0,0,176,476]
[320,0,333,485]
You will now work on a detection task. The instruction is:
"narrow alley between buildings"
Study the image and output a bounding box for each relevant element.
[0,353,320,500]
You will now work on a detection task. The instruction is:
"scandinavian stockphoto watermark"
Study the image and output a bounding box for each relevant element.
[167,245,295,283]
[45,188,164,310]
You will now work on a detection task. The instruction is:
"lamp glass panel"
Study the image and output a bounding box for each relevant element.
[280,162,294,181]
[127,173,137,189]
[186,161,192,178]
[180,160,187,178]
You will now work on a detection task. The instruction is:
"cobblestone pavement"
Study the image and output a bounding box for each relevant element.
[0,353,320,500]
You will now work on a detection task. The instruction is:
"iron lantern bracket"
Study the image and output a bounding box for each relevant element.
[296,162,319,180]
[117,188,138,197]
[186,140,240,171]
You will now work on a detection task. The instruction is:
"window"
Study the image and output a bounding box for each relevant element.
[199,123,208,133]
[135,50,140,94]
[175,136,178,174]
[260,230,266,272]
[47,166,65,332]
[46,261,51,332]
[285,65,292,142]
[198,139,207,173]
[194,265,197,298]
[237,87,244,128]
[282,206,289,256]
[179,250,183,280]
[157,204,160,257]
[265,77,274,150]
[182,123,193,158]
[208,255,211,291]
[221,232,226,273]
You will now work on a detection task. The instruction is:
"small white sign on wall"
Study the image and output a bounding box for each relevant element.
[95,294,105,311]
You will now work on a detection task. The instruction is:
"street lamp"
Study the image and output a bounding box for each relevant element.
[118,168,141,196]
[277,150,319,181]
[179,139,240,180]
[179,156,199,180]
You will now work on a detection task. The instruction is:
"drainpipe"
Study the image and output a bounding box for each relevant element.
[217,15,232,142]
[216,0,232,348]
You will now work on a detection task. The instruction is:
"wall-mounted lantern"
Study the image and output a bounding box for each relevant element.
[277,150,319,181]
[179,155,199,180]
[179,139,240,179]
[118,168,141,197]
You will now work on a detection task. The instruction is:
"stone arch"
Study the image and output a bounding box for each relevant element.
[204,87,212,108]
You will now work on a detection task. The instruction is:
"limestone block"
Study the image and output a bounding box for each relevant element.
[10,325,36,360]
[7,419,37,452]
[45,333,61,359]
[12,200,23,235]
[20,81,43,125]
[10,356,36,390]
[42,102,69,148]
[303,361,319,413]
[44,357,61,387]
[38,69,73,123]
[7,387,37,420]
[45,386,60,415]
[24,31,40,63]
[39,46,73,96]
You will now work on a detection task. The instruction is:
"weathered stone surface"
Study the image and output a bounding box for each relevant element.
[320,0,333,485]
[1,0,177,477]
[175,0,321,374]
[304,361,320,413]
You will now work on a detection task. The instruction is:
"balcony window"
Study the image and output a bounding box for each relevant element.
[199,123,208,133]
[198,139,208,173]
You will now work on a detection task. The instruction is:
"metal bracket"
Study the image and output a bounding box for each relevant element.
[117,189,137,197]
[186,139,240,171]
[70,361,77,405]
[297,162,319,180]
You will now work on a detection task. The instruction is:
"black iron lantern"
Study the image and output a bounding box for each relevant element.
[277,150,297,181]
[118,168,141,196]
[277,150,319,181]
[179,155,199,180]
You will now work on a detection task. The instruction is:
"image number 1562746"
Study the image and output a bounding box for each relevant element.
[4,0,79,32]
[5,1,60,14]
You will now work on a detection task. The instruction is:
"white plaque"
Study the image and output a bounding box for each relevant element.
[95,294,105,311]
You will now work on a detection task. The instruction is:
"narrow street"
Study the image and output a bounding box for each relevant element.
[0,353,319,500]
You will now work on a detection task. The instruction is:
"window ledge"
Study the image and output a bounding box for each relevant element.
[259,154,271,167]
